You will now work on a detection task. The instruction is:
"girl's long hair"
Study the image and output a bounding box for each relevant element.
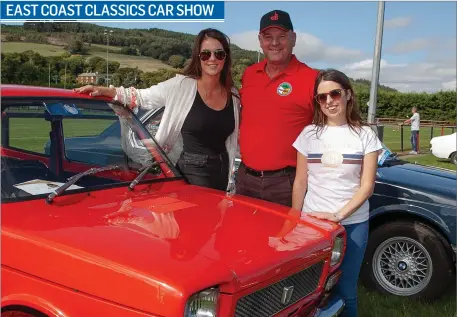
[181,28,235,98]
[311,68,364,136]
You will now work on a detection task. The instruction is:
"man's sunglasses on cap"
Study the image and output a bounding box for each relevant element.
[315,89,348,105]
[199,49,227,61]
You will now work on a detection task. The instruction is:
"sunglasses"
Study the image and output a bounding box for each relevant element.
[199,49,227,61]
[315,89,347,105]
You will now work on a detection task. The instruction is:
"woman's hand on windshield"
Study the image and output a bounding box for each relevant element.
[74,85,116,98]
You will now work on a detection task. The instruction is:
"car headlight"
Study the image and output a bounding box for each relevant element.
[330,236,344,266]
[184,287,219,317]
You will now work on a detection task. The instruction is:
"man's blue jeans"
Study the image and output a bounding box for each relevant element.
[334,220,369,317]
[411,130,419,152]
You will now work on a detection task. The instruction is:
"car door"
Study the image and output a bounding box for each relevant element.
[62,107,165,167]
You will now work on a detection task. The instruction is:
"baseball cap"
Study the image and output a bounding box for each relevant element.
[259,10,294,33]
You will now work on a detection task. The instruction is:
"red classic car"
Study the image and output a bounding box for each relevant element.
[1,85,346,317]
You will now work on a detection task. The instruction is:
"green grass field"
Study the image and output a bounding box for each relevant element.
[1,42,172,72]
[8,117,115,153]
[358,285,456,317]
[382,125,455,153]
[382,125,456,171]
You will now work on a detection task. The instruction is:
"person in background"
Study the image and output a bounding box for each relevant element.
[402,106,420,154]
[290,69,382,317]
[74,28,240,192]
[236,9,319,206]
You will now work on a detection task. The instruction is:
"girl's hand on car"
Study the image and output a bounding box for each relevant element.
[307,211,343,223]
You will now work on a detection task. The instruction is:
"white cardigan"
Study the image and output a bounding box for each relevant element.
[113,74,241,191]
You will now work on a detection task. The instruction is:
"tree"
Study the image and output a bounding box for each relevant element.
[110,67,143,87]
[16,63,42,84]
[87,56,106,73]
[1,52,23,82]
[66,55,87,75]
[120,46,138,56]
[65,40,88,55]
[232,64,248,88]
[168,55,186,68]
[140,68,179,87]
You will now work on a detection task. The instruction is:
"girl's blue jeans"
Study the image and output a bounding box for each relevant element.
[334,220,369,317]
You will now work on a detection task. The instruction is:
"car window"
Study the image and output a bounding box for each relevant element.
[143,109,163,137]
[63,114,124,166]
[124,108,164,154]
[100,121,121,138]
[1,99,180,202]
[3,106,51,155]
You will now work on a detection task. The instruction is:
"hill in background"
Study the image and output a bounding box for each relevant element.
[1,22,397,93]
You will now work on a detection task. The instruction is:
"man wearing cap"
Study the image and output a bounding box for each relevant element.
[236,10,318,207]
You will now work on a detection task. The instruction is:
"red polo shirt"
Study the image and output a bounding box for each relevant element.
[239,55,318,171]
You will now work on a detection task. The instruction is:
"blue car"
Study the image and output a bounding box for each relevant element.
[44,108,164,165]
[56,106,456,301]
[236,147,456,301]
[361,154,455,300]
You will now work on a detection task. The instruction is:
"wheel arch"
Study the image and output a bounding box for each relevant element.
[1,305,48,317]
[369,209,456,265]
[1,294,63,317]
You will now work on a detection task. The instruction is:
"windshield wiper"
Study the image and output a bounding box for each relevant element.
[128,161,161,190]
[46,164,121,204]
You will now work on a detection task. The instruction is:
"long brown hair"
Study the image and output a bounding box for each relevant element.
[311,68,363,136]
[182,28,235,97]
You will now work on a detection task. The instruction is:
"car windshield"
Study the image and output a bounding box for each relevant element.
[1,98,181,202]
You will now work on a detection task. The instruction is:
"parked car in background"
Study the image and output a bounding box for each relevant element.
[234,143,456,301]
[2,85,346,317]
[43,107,164,166]
[361,152,456,300]
[430,132,457,164]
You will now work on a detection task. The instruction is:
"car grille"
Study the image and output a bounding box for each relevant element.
[234,261,324,317]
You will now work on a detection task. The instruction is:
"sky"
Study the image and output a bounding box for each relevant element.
[7,1,457,93]
[94,1,456,93]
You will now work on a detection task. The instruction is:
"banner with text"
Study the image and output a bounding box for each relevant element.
[1,1,225,22]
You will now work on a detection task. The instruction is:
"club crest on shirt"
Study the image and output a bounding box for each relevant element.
[277,82,292,96]
[321,151,344,167]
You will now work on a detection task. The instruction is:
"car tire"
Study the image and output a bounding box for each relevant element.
[361,220,454,301]
[2,312,36,317]
[450,152,457,165]
[1,308,46,317]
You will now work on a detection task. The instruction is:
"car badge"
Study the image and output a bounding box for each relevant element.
[277,82,292,96]
[63,104,79,115]
[281,286,294,305]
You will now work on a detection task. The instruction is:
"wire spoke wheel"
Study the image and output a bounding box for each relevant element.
[373,236,433,296]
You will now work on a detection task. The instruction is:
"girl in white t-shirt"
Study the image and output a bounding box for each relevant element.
[292,69,382,317]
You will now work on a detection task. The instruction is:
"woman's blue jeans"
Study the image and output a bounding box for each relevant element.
[334,220,369,317]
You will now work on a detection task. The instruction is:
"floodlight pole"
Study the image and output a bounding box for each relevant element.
[104,29,113,87]
[367,1,385,124]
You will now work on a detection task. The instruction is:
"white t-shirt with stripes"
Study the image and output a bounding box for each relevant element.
[293,124,382,225]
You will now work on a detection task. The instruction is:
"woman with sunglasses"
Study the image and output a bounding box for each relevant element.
[290,69,382,316]
[74,28,240,192]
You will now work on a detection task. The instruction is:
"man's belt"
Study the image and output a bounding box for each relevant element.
[242,163,295,177]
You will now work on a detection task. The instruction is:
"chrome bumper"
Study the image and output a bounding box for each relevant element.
[314,297,345,317]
